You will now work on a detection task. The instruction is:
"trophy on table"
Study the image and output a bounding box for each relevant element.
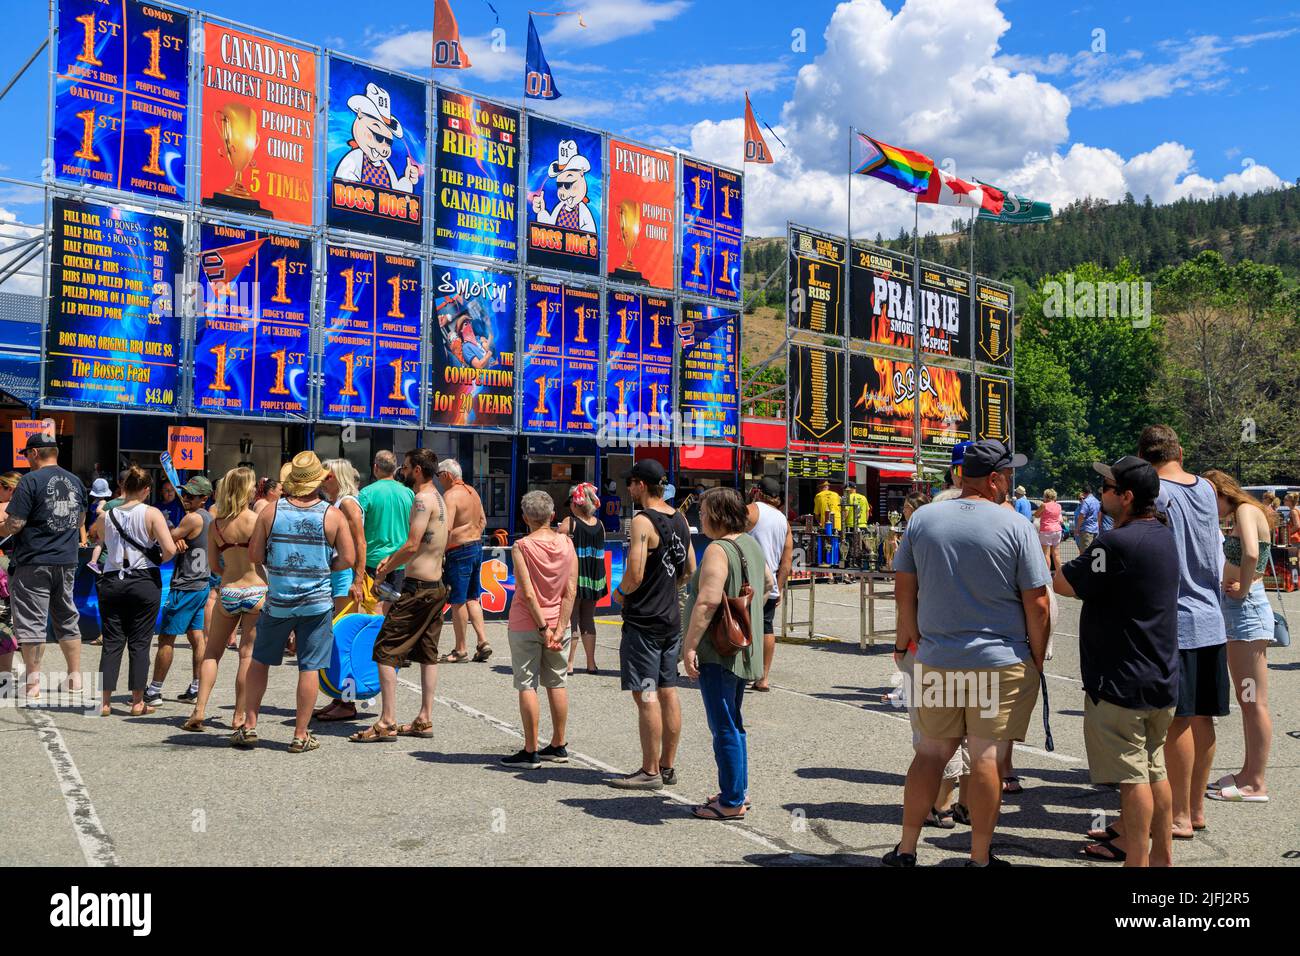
[207,103,270,217]
[610,199,645,284]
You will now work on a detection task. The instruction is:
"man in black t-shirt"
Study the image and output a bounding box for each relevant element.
[610,459,695,791]
[0,434,87,701]
[1055,456,1179,867]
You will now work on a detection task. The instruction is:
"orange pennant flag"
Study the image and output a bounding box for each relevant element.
[744,92,773,165]
[433,0,472,69]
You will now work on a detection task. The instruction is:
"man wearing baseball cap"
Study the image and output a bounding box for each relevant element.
[1054,456,1179,866]
[933,440,973,503]
[146,475,214,707]
[885,439,1052,867]
[0,433,87,702]
[600,479,624,535]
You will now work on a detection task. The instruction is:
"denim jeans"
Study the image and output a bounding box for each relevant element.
[698,662,748,808]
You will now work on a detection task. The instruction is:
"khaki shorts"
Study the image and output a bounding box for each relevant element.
[508,629,569,692]
[371,580,449,668]
[1084,696,1174,786]
[914,661,1040,743]
[900,651,969,780]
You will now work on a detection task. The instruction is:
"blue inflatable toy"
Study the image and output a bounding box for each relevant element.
[319,614,385,702]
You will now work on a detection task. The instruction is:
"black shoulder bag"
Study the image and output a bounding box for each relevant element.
[109,507,165,567]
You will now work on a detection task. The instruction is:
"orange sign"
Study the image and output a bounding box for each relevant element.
[167,426,206,471]
[200,23,317,225]
[12,419,55,468]
[607,138,676,291]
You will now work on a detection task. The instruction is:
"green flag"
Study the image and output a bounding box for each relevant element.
[978,183,1052,223]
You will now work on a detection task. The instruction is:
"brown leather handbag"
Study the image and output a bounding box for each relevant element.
[707,538,754,657]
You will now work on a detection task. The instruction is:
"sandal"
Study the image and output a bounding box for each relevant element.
[691,801,746,821]
[313,701,359,722]
[472,643,493,663]
[924,806,956,829]
[229,727,258,749]
[349,721,398,743]
[397,718,434,739]
[950,803,971,826]
[128,703,157,717]
[751,682,772,692]
[1002,776,1024,794]
[440,650,470,664]
[99,704,112,718]
[181,714,206,732]
[1082,839,1126,863]
[586,667,598,675]
[1087,824,1121,842]
[288,733,320,754]
[707,793,753,808]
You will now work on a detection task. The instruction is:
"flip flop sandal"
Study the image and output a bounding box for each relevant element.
[1206,784,1268,803]
[349,722,398,743]
[440,650,471,664]
[692,803,746,821]
[1002,776,1025,794]
[229,727,258,749]
[1087,824,1121,841]
[314,704,360,723]
[924,807,957,829]
[1081,840,1126,863]
[100,705,112,718]
[397,719,434,739]
[289,733,320,754]
[751,683,772,692]
[707,793,753,808]
[472,644,493,663]
[129,704,158,717]
[181,715,206,732]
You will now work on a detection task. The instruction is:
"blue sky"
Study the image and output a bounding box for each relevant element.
[1,0,1296,237]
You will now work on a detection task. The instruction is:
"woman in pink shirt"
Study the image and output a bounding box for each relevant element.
[1035,488,1064,572]
[504,490,578,768]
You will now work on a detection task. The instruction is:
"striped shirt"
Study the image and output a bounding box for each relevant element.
[264,498,333,618]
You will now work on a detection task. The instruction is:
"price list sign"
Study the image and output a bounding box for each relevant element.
[604,290,673,442]
[521,278,601,435]
[321,245,422,426]
[193,222,312,418]
[790,343,845,447]
[44,197,183,412]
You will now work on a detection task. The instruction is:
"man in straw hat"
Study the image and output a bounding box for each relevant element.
[244,452,354,753]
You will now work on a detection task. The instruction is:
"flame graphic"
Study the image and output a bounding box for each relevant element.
[853,358,968,437]
[871,281,909,349]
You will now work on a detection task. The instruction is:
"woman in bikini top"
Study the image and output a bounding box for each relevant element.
[212,507,266,595]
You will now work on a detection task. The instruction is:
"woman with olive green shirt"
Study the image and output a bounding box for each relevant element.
[682,488,773,820]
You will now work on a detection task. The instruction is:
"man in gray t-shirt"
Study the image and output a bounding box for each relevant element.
[884,440,1052,869]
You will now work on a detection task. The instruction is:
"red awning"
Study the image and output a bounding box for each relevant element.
[678,445,734,471]
[741,417,786,450]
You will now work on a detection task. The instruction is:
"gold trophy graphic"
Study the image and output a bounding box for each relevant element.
[209,103,270,216]
[610,199,646,284]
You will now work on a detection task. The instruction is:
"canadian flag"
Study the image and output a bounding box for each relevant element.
[918,170,1004,215]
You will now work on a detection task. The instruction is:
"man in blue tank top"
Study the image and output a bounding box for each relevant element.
[244,452,355,754]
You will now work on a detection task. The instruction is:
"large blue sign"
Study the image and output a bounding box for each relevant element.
[525,116,603,276]
[325,56,427,244]
[521,278,600,435]
[429,261,517,431]
[603,290,673,444]
[321,245,422,427]
[678,302,739,444]
[193,222,312,419]
[53,0,189,203]
[45,197,183,412]
[680,160,743,302]
[433,90,520,262]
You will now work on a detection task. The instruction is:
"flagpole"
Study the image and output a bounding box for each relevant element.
[912,200,922,484]
[845,126,853,494]
[969,205,977,442]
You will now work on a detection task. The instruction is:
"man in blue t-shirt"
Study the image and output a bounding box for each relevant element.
[1056,456,1179,867]
[1013,485,1034,521]
[884,440,1052,869]
[1075,487,1101,551]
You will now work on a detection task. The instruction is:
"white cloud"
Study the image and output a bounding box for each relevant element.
[647,62,789,105]
[542,0,690,47]
[369,31,523,84]
[687,0,1289,238]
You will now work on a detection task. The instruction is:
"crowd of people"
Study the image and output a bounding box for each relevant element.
[0,422,1286,858]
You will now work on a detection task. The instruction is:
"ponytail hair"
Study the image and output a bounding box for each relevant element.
[122,464,152,496]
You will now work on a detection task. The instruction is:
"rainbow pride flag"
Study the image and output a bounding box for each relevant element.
[853,132,935,195]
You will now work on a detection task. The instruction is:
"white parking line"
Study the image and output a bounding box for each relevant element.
[396,676,805,860]
[23,708,120,867]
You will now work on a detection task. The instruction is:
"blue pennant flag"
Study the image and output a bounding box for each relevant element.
[524,14,561,100]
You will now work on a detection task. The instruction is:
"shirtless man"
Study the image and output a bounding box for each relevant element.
[350,449,456,742]
[436,459,491,664]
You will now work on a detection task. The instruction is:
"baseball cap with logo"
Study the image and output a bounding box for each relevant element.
[962,440,1029,478]
[1093,456,1160,503]
[950,440,974,468]
[757,475,783,499]
[180,476,213,498]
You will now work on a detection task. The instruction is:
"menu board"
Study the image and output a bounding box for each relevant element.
[429,261,517,431]
[976,374,1012,444]
[787,226,846,337]
[320,245,422,426]
[976,280,1013,368]
[521,278,601,435]
[787,454,845,482]
[678,302,739,444]
[192,222,311,418]
[789,344,845,447]
[44,197,183,412]
[680,160,742,302]
[433,91,520,261]
[604,290,674,442]
[849,353,971,455]
[53,0,190,202]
